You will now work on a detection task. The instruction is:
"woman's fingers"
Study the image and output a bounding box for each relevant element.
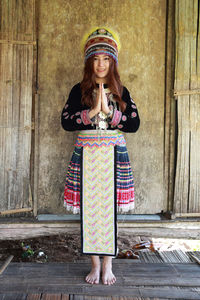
[97,86,101,105]
[101,84,109,114]
[99,83,102,102]
[93,83,101,113]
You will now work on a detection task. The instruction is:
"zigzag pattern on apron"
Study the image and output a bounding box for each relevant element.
[82,145,116,255]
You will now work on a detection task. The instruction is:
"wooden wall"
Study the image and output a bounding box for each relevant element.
[173,0,200,217]
[1,0,200,219]
[0,0,36,213]
[37,0,171,214]
[0,0,178,217]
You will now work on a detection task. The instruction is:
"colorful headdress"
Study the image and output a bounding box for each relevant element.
[81,27,120,64]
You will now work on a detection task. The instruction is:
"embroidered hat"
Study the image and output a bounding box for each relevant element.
[82,27,120,64]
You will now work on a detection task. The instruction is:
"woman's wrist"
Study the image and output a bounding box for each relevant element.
[103,108,110,115]
[88,108,99,119]
[106,106,114,120]
[106,110,113,119]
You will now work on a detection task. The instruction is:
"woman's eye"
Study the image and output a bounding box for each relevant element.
[104,57,109,60]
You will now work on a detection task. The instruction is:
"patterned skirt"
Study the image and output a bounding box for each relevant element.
[64,130,135,215]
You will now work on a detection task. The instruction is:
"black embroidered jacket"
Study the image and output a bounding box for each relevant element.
[61,83,140,133]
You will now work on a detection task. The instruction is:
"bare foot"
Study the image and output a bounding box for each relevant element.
[85,266,100,284]
[102,261,116,285]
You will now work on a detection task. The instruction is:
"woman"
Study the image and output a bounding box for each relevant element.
[61,28,140,285]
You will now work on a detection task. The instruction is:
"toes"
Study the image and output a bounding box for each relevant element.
[102,278,107,285]
[108,277,116,285]
[112,277,116,284]
[86,275,99,285]
[102,271,116,285]
[85,276,92,284]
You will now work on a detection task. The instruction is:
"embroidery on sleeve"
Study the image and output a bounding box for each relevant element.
[131,112,137,118]
[80,110,92,125]
[109,109,122,127]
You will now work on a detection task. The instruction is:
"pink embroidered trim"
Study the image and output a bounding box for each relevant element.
[110,109,122,127]
[80,110,92,125]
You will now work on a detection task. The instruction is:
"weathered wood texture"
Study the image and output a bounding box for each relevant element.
[0,262,200,299]
[164,0,176,212]
[0,255,13,275]
[1,220,200,240]
[0,1,35,212]
[37,0,173,215]
[174,0,200,214]
[0,295,196,300]
[0,296,198,300]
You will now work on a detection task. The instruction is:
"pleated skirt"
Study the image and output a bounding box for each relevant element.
[64,130,135,215]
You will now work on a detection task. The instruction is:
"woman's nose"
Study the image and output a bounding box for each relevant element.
[98,59,104,66]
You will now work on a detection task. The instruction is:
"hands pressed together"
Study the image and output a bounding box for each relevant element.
[88,83,113,119]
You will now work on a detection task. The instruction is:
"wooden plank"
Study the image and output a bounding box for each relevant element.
[174,89,200,96]
[1,262,200,291]
[0,294,27,300]
[0,255,13,275]
[41,294,62,300]
[72,296,112,300]
[113,298,167,300]
[190,254,200,265]
[71,296,84,300]
[165,0,176,213]
[173,0,200,215]
[82,297,112,300]
[1,287,200,300]
[27,295,41,300]
[112,298,142,300]
[0,42,13,211]
[1,223,200,240]
[0,40,36,45]
[0,2,34,212]
[189,95,200,212]
[174,212,200,217]
[61,295,69,300]
[33,94,39,217]
[188,0,200,213]
[174,95,190,213]
[140,287,200,299]
[0,0,35,41]
[0,208,32,215]
[0,44,33,211]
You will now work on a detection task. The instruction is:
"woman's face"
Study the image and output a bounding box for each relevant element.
[93,54,110,82]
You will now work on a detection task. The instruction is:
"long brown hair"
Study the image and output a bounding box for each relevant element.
[80,57,126,112]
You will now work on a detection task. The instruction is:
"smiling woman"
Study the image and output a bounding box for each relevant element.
[61,27,140,285]
[93,54,110,81]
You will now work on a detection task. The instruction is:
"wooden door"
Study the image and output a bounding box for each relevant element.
[0,0,36,214]
[173,0,200,217]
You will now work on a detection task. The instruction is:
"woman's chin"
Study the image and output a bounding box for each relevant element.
[95,75,108,82]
